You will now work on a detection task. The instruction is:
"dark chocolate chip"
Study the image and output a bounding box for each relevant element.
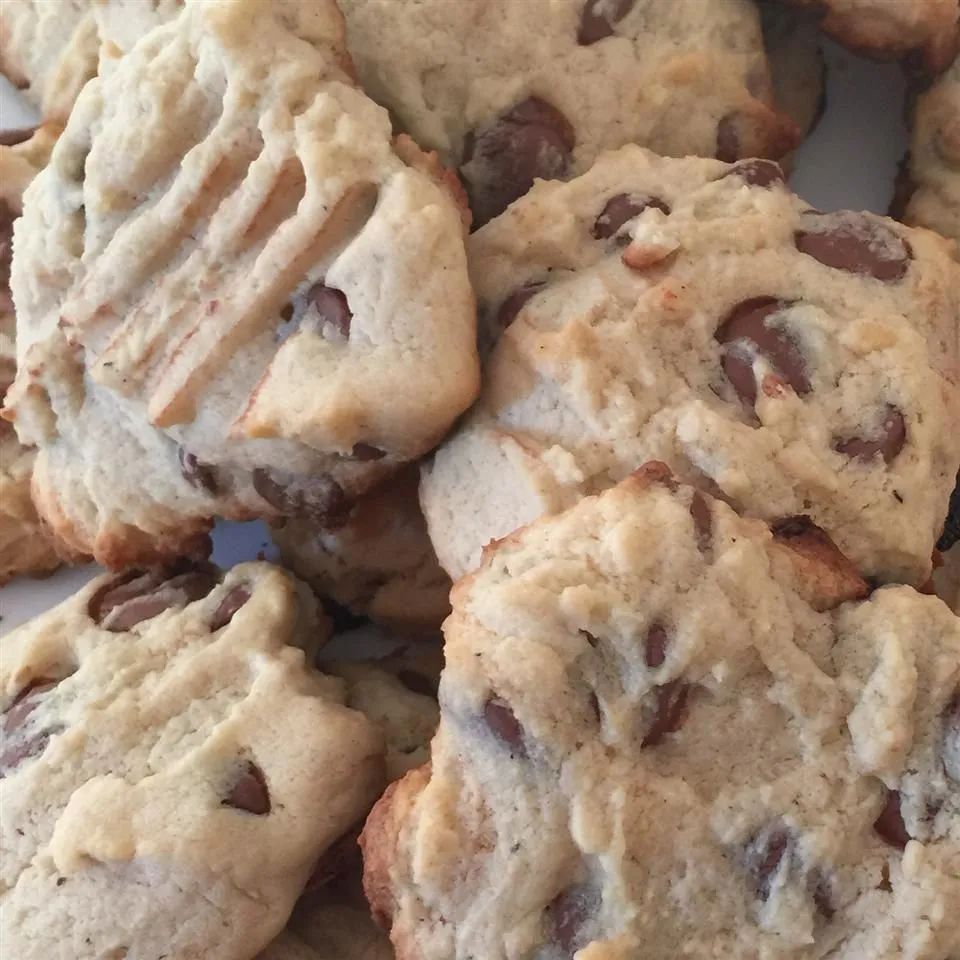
[834,407,906,464]
[0,126,37,147]
[577,0,634,44]
[936,474,960,552]
[715,297,809,408]
[253,469,351,529]
[873,790,910,849]
[745,826,790,900]
[795,213,911,281]
[349,443,386,461]
[306,283,352,338]
[644,624,668,668]
[1,679,60,778]
[724,159,785,188]
[716,115,741,163]
[178,447,218,493]
[941,692,959,782]
[210,585,251,631]
[592,193,670,241]
[545,884,598,955]
[224,762,270,815]
[484,697,526,756]
[689,491,712,550]
[641,680,690,747]
[494,282,546,332]
[463,97,574,226]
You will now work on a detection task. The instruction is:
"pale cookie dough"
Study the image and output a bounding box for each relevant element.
[0,124,71,584]
[774,0,959,73]
[0,560,386,960]
[275,465,451,632]
[339,0,799,225]
[5,0,479,569]
[420,146,960,586]
[901,54,960,246]
[364,468,960,960]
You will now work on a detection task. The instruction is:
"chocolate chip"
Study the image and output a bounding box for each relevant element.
[253,469,351,529]
[306,283,352,339]
[3,679,57,735]
[936,474,960,552]
[641,680,690,747]
[834,407,906,464]
[744,826,790,900]
[224,762,270,815]
[178,447,218,493]
[715,297,809,408]
[644,624,668,668]
[349,443,386,461]
[795,213,911,281]
[811,871,835,919]
[592,193,670,241]
[397,669,439,699]
[484,697,526,756]
[463,97,574,226]
[690,491,712,550]
[494,282,546,332]
[724,159,785,188]
[873,790,910,849]
[0,126,37,147]
[0,728,55,778]
[941,692,959,782]
[577,0,634,44]
[545,884,598,955]
[88,563,220,632]
[1,680,60,778]
[716,115,741,162]
[210,586,251,631]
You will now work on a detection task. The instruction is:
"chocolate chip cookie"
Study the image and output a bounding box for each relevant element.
[420,146,960,587]
[1,560,386,959]
[5,0,479,568]
[339,0,799,226]
[363,467,960,960]
[275,465,451,633]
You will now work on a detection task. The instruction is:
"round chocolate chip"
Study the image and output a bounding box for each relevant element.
[224,761,270,815]
[577,0,634,44]
[834,407,906,464]
[463,97,575,226]
[641,680,690,747]
[306,283,352,339]
[545,884,598,954]
[210,585,251,632]
[178,447,218,493]
[795,213,911,281]
[484,697,526,756]
[724,159,785,188]
[252,469,351,529]
[644,624,668,668]
[494,282,546,333]
[873,790,910,849]
[745,826,790,900]
[942,693,959,782]
[592,193,670,241]
[716,297,809,409]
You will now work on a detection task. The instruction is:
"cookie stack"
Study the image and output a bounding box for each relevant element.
[0,1,958,958]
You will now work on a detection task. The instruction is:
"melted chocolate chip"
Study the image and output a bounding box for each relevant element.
[349,443,386,461]
[715,297,809,408]
[88,563,220,632]
[0,126,37,147]
[545,884,598,955]
[577,0,634,44]
[745,826,790,900]
[592,193,670,241]
[936,474,960,552]
[834,407,906,464]
[641,680,690,747]
[715,115,741,163]
[941,693,959,782]
[873,790,910,849]
[253,469,351,529]
[644,624,668,668]
[495,282,546,332]
[690,491,712,550]
[224,762,270,814]
[397,669,439,699]
[1,680,60,778]
[463,98,574,226]
[210,585,251,631]
[484,697,526,756]
[795,214,911,281]
[724,159,785,188]
[306,283,352,338]
[178,447,218,493]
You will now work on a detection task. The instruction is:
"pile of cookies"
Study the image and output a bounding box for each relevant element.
[1,1,958,958]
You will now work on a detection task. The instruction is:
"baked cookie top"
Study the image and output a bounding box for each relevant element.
[364,467,960,960]
[5,0,479,568]
[420,146,960,586]
[339,0,799,224]
[1,560,386,960]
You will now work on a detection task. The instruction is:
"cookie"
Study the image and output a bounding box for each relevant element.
[5,0,480,569]
[773,0,959,73]
[275,465,451,632]
[420,146,960,587]
[900,54,960,246]
[0,560,386,959]
[363,467,960,960]
[0,124,71,584]
[338,0,799,226]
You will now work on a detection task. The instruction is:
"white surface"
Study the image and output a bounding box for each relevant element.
[0,40,909,636]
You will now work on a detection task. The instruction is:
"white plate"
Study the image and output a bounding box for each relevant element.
[0,41,910,635]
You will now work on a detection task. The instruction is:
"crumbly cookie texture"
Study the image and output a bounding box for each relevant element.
[0,125,71,584]
[0,560,386,960]
[5,0,479,569]
[363,468,960,960]
[276,465,451,632]
[901,55,960,246]
[775,0,959,73]
[420,146,960,586]
[339,0,799,225]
